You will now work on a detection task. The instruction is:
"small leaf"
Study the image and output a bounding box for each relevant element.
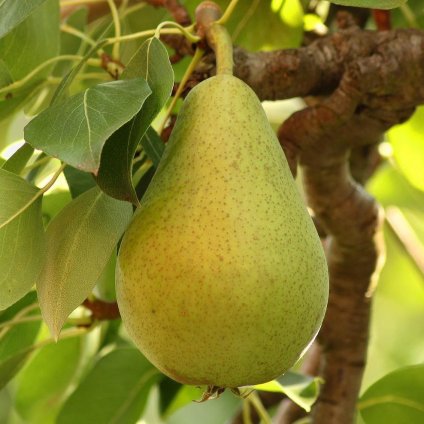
[57,348,161,424]
[359,364,424,424]
[15,336,83,423]
[24,78,152,173]
[253,371,322,412]
[96,37,173,203]
[329,0,406,9]
[36,187,133,337]
[2,143,34,174]
[0,169,45,310]
[141,126,165,168]
[0,292,42,389]
[0,0,48,38]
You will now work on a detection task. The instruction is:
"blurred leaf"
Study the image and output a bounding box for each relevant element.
[1,143,34,174]
[57,348,162,424]
[42,190,73,225]
[50,36,109,105]
[359,364,424,423]
[161,383,202,418]
[0,388,12,423]
[15,335,83,424]
[184,0,304,50]
[0,292,42,389]
[36,187,132,338]
[253,371,321,412]
[362,164,424,389]
[0,0,59,121]
[135,165,156,200]
[165,388,240,424]
[392,0,424,28]
[0,59,13,87]
[0,0,48,38]
[54,7,88,76]
[25,79,151,173]
[120,5,169,64]
[159,378,182,416]
[63,166,96,198]
[388,106,424,192]
[93,251,117,302]
[96,37,173,203]
[329,0,406,8]
[0,169,45,310]
[141,126,165,168]
[0,0,59,82]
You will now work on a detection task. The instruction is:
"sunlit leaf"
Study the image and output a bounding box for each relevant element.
[36,187,132,338]
[25,79,151,173]
[57,348,161,424]
[253,371,321,411]
[96,37,173,203]
[0,169,45,310]
[1,143,34,174]
[359,364,424,423]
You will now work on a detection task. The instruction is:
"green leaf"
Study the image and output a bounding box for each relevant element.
[0,0,48,38]
[1,143,34,174]
[50,24,110,105]
[36,187,133,338]
[0,169,45,310]
[0,0,59,81]
[24,78,152,173]
[359,364,424,423]
[0,292,42,389]
[57,348,161,424]
[0,0,59,121]
[0,59,13,87]
[160,382,202,418]
[63,166,96,198]
[329,0,406,9]
[15,335,83,424]
[141,126,165,168]
[96,37,173,203]
[253,371,322,412]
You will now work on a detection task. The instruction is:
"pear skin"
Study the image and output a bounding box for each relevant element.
[116,74,329,388]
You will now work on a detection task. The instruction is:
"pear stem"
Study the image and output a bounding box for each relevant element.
[195,1,234,76]
[208,23,234,75]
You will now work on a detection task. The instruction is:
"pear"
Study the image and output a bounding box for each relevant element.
[116,74,328,388]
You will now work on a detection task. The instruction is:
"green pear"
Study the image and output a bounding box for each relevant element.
[116,74,328,388]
